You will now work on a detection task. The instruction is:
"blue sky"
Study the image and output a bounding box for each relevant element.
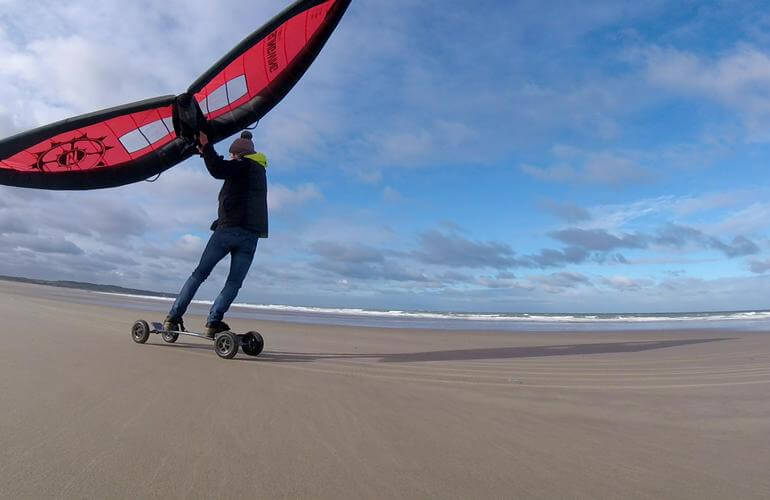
[3,0,770,313]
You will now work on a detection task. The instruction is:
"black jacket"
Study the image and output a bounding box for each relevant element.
[202,144,268,237]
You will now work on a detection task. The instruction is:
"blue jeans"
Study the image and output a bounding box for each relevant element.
[169,227,259,325]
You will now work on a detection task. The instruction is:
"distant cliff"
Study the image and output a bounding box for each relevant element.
[0,275,175,298]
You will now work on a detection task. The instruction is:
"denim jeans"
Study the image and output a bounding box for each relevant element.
[169,227,259,325]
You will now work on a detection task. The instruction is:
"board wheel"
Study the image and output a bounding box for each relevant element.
[241,331,264,357]
[214,331,239,359]
[131,320,150,344]
[162,330,179,343]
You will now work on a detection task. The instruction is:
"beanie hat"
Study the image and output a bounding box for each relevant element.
[229,131,255,155]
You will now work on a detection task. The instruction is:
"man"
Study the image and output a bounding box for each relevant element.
[164,130,268,338]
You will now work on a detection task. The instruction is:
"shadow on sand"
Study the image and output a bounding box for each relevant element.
[151,337,732,363]
[247,337,732,364]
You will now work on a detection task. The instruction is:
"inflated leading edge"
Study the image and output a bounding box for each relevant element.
[0,0,351,190]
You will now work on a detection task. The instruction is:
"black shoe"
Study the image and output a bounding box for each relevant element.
[205,321,230,339]
[164,315,185,332]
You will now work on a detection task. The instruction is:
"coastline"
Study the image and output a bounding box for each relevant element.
[6,278,770,332]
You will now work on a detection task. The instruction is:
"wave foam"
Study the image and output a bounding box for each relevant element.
[95,292,770,324]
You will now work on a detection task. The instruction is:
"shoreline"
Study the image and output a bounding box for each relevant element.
[5,279,770,332]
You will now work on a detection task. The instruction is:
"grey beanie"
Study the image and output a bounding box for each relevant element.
[229,131,255,155]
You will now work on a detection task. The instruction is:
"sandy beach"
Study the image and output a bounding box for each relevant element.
[1,280,769,499]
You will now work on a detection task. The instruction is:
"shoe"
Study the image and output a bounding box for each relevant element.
[205,321,230,339]
[164,315,185,332]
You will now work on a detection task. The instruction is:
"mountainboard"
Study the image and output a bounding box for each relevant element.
[131,320,264,359]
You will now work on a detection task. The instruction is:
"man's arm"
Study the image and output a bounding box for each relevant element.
[197,132,243,180]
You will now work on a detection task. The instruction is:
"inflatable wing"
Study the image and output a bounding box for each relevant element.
[0,0,351,190]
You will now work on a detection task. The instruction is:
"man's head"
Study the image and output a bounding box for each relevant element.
[229,131,255,159]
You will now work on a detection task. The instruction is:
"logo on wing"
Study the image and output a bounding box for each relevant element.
[31,134,113,171]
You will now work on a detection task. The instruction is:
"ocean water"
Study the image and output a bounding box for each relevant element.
[95,292,770,331]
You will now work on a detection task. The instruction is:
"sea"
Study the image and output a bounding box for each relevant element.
[93,291,770,332]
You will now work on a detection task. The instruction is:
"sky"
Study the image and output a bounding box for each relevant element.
[2,0,770,313]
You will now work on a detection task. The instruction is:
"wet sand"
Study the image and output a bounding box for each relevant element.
[1,280,769,499]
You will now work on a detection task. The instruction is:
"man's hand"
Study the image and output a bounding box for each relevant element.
[197,131,210,153]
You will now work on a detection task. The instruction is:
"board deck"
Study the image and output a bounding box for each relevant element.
[150,322,214,340]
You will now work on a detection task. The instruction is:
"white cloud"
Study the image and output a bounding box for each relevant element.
[0,233,83,255]
[177,234,204,253]
[268,183,322,211]
[4,35,150,112]
[521,150,652,187]
[299,216,397,248]
[527,272,591,293]
[706,202,770,236]
[670,190,750,216]
[583,196,678,231]
[600,275,653,291]
[639,44,770,141]
[382,186,403,203]
[582,190,770,239]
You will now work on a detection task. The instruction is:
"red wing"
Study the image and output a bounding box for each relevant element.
[189,0,351,131]
[0,96,191,189]
[1,104,175,173]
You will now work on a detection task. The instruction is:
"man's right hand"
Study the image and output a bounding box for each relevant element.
[197,131,210,153]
